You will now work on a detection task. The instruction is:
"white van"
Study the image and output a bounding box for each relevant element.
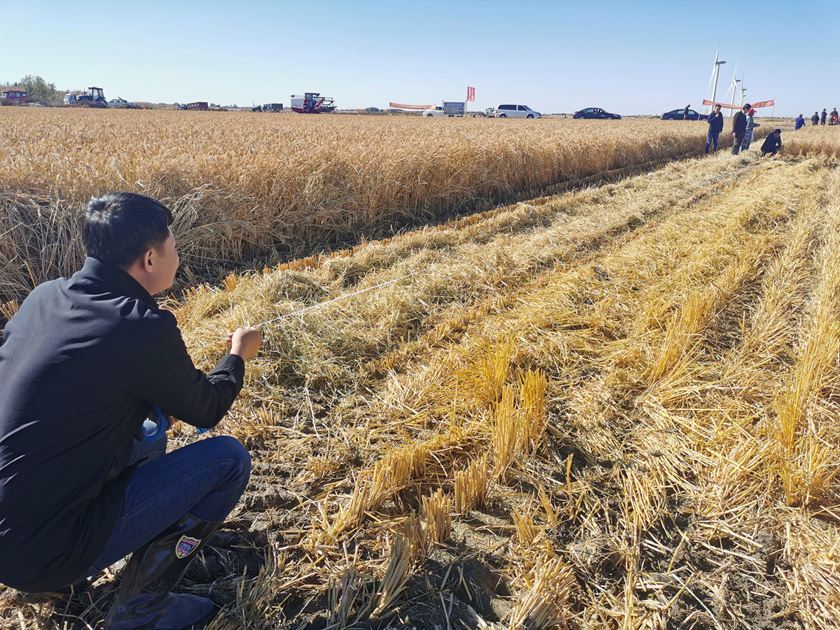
[492,104,541,118]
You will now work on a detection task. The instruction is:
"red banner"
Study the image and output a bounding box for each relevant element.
[466,86,476,102]
[703,99,775,109]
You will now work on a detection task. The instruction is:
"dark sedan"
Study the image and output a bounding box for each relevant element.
[573,107,621,120]
[662,108,708,121]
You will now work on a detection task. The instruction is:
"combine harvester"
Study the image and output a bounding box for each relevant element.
[63,87,107,107]
[290,93,335,113]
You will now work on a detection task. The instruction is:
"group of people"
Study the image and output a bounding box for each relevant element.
[705,103,782,157]
[795,108,839,129]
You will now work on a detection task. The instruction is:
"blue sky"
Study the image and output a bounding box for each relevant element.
[2,0,837,116]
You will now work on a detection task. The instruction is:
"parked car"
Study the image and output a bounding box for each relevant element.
[423,106,445,117]
[108,97,138,109]
[662,108,707,121]
[573,107,621,120]
[492,104,542,118]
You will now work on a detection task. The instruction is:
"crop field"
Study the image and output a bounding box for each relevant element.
[1,112,839,629]
[0,108,755,304]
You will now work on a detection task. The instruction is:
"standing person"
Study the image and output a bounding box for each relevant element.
[811,112,820,125]
[741,108,759,151]
[795,114,806,130]
[0,193,262,629]
[705,104,724,153]
[820,108,827,125]
[831,108,839,125]
[760,128,783,156]
[732,103,750,155]
[684,104,691,120]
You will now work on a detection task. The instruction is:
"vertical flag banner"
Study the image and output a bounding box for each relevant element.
[466,86,476,102]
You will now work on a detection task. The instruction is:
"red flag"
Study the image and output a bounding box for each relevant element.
[466,86,476,102]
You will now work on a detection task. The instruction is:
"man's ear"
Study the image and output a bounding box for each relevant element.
[142,249,155,272]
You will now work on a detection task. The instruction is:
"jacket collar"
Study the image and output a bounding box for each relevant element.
[78,257,157,307]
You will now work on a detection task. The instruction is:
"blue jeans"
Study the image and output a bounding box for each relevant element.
[83,433,251,577]
[705,130,720,153]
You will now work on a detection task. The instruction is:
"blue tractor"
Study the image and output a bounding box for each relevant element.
[64,86,107,108]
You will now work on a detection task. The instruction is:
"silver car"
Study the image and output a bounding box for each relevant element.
[492,104,541,118]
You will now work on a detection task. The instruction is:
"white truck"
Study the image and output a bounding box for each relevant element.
[423,101,466,117]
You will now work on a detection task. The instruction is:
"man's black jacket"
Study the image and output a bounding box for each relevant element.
[761,133,782,153]
[0,258,245,592]
[707,111,724,134]
[732,110,747,136]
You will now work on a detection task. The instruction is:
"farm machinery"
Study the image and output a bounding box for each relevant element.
[290,93,335,114]
[64,86,107,107]
[252,103,284,112]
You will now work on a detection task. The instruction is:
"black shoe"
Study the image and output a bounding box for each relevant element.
[104,513,222,630]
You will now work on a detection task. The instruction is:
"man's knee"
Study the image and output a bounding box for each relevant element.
[208,436,251,487]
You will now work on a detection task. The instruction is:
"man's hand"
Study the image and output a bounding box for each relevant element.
[227,327,262,361]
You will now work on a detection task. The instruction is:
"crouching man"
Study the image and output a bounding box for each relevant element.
[760,128,783,157]
[0,193,261,629]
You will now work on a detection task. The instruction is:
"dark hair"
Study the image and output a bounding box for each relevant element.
[83,192,173,267]
[743,103,751,110]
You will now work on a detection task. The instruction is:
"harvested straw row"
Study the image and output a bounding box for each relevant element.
[431,159,831,626]
[589,161,838,629]
[688,191,827,520]
[8,157,836,629]
[774,176,840,507]
[296,160,812,624]
[616,162,836,626]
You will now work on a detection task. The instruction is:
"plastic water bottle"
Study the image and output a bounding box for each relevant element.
[142,406,170,442]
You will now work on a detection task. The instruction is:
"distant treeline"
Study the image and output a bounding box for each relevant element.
[1,75,66,106]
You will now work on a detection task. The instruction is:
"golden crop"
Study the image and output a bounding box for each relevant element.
[2,108,730,302]
[783,125,840,156]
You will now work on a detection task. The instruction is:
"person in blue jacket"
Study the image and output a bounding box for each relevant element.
[705,104,724,153]
[795,114,806,130]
